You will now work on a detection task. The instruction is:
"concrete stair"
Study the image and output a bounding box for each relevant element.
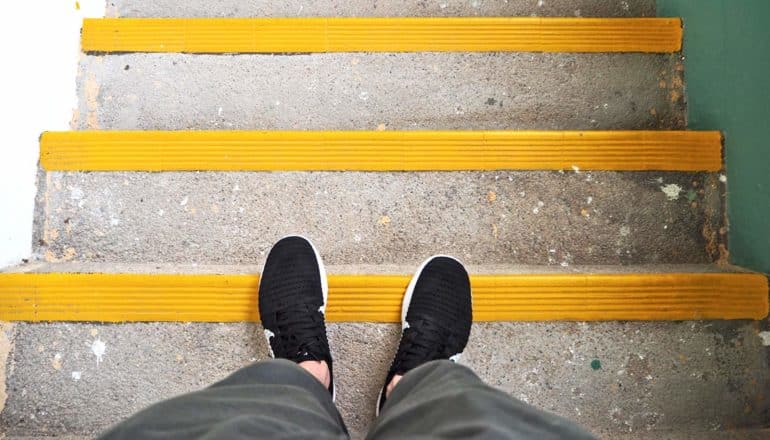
[1,1,768,438]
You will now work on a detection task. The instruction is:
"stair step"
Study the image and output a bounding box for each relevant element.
[74,51,685,131]
[1,264,766,322]
[35,170,724,266]
[3,319,769,437]
[109,0,657,19]
[82,17,682,54]
[40,130,722,172]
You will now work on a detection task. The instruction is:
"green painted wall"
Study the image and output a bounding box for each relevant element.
[658,0,770,273]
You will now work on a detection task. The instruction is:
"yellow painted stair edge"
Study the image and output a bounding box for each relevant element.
[40,130,722,171]
[81,17,682,53]
[0,272,765,322]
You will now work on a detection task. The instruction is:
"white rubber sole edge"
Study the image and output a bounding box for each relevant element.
[261,234,335,401]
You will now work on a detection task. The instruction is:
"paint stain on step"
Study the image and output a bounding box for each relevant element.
[91,338,106,365]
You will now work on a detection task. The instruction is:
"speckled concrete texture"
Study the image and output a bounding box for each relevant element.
[34,171,725,266]
[73,52,685,131]
[1,321,768,438]
[6,1,767,438]
[107,0,656,18]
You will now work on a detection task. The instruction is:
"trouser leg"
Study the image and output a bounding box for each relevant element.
[367,360,595,440]
[99,359,348,440]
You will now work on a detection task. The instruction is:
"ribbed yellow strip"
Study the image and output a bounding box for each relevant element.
[81,17,682,53]
[0,272,765,322]
[40,130,721,171]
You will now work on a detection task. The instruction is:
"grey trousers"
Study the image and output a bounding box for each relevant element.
[99,359,595,439]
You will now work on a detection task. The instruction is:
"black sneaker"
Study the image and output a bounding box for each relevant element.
[377,255,473,415]
[259,235,335,399]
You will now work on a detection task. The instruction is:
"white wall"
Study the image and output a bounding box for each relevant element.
[0,1,103,268]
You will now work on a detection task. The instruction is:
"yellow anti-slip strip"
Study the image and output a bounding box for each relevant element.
[40,130,721,172]
[81,17,682,53]
[0,272,765,322]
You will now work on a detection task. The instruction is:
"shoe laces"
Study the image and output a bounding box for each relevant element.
[271,304,328,362]
[392,317,457,375]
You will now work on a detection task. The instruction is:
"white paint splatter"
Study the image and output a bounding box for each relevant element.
[91,338,106,365]
[660,184,683,201]
[439,2,448,9]
[574,9,582,16]
[571,165,581,173]
[471,0,481,8]
[587,196,593,205]
[179,196,189,206]
[621,1,630,11]
[217,107,223,117]
[537,0,545,7]
[719,174,727,183]
[233,184,241,191]
[157,209,164,216]
[358,91,369,101]
[70,187,84,200]
[71,371,82,381]
[620,226,631,237]
[758,331,770,346]
[109,218,120,226]
[532,200,545,214]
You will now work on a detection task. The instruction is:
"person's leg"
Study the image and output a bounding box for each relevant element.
[99,236,347,439]
[369,360,595,439]
[99,359,347,440]
[367,255,595,439]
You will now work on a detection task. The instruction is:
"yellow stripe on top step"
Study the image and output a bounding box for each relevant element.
[0,272,765,322]
[40,130,721,172]
[81,17,682,53]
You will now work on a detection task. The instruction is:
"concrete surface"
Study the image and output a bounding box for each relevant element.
[7,1,767,438]
[73,53,685,131]
[1,320,768,438]
[4,261,748,275]
[33,171,725,266]
[108,0,657,18]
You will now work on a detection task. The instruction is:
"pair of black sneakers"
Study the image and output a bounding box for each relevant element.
[258,236,472,414]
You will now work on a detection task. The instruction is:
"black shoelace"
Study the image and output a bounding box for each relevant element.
[392,317,457,375]
[271,305,327,362]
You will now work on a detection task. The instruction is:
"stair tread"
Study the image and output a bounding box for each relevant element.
[35,170,724,266]
[2,320,768,437]
[109,0,657,19]
[74,52,685,131]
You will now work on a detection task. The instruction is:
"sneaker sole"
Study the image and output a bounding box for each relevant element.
[260,234,334,401]
[375,254,465,417]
